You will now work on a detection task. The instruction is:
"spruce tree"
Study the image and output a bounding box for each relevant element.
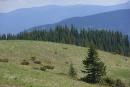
[69,62,77,79]
[82,45,106,83]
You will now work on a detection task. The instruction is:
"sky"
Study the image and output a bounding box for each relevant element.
[0,0,129,12]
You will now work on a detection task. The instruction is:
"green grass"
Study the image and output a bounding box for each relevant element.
[0,40,130,87]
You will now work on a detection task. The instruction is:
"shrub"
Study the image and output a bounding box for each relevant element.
[104,77,126,87]
[104,77,115,86]
[21,60,29,65]
[40,66,46,71]
[68,63,77,79]
[44,65,54,70]
[0,58,8,62]
[114,79,126,87]
[33,60,41,64]
[31,56,36,61]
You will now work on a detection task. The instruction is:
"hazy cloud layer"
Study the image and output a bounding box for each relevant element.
[0,0,129,12]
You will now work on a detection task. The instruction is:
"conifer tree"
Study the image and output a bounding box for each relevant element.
[82,45,106,83]
[69,62,77,79]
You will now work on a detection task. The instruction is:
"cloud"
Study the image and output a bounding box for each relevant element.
[0,0,129,12]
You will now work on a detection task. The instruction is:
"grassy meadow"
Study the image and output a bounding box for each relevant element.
[0,40,130,87]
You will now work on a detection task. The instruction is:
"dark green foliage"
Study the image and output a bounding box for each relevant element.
[68,62,77,79]
[114,79,126,87]
[34,65,54,71]
[0,58,9,63]
[104,77,126,87]
[40,66,46,71]
[0,25,130,56]
[81,46,106,83]
[30,56,41,64]
[44,65,55,70]
[31,56,36,61]
[21,60,29,65]
[0,34,6,40]
[104,77,116,86]
[33,60,41,64]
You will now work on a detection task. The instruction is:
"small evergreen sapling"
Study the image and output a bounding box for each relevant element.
[69,62,77,79]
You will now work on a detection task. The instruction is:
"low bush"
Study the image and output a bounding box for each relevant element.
[33,60,41,64]
[68,63,77,79]
[44,65,54,70]
[0,58,9,62]
[33,65,54,72]
[104,77,126,87]
[40,66,46,71]
[104,77,115,86]
[31,56,36,61]
[114,79,126,87]
[21,60,29,65]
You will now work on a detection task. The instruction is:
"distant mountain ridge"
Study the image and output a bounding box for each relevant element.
[0,1,130,33]
[40,9,130,35]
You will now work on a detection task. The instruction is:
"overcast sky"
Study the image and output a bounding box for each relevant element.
[0,0,129,12]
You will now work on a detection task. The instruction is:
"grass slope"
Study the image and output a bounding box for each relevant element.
[0,40,130,87]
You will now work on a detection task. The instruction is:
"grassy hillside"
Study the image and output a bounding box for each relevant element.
[0,40,130,87]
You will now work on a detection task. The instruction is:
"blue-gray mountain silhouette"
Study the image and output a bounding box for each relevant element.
[39,9,130,35]
[0,1,130,33]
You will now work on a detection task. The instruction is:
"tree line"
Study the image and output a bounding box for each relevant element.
[0,25,130,56]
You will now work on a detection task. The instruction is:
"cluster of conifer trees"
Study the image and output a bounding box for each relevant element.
[0,26,130,56]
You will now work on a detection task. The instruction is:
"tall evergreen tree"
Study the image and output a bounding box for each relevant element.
[82,45,106,83]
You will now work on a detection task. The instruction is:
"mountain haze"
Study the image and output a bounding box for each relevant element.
[0,1,130,33]
[41,9,130,35]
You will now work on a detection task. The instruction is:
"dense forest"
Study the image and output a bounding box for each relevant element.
[0,26,130,56]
